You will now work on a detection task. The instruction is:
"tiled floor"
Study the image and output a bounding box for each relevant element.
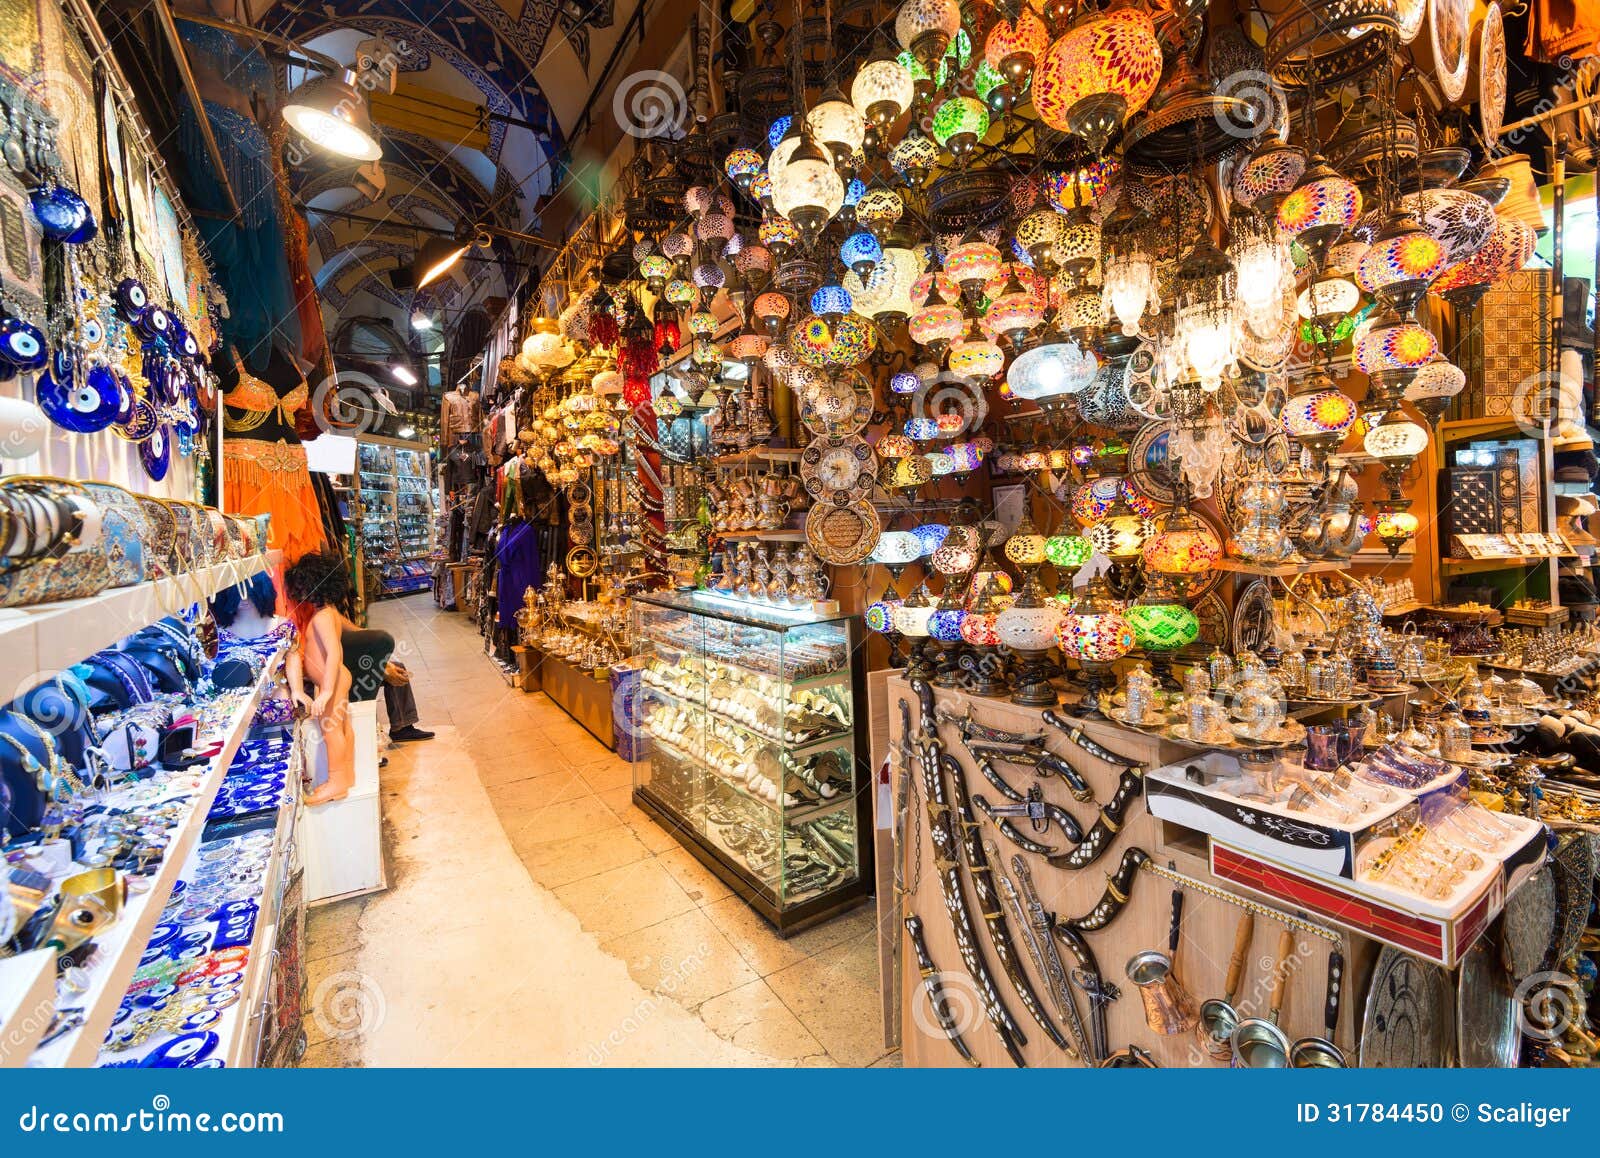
[300,594,894,1067]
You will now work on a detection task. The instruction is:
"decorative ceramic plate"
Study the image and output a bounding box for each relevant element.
[1430,0,1471,103]
[1360,946,1453,1067]
[1397,0,1427,42]
[1479,2,1507,149]
[805,498,882,565]
[801,434,874,504]
[1456,937,1520,1068]
[1129,421,1178,504]
[565,546,597,577]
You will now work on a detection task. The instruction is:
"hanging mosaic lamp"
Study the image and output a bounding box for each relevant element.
[1032,2,1163,154]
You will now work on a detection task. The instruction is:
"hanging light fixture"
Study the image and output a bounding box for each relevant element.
[282,70,383,161]
[770,134,845,247]
[1277,156,1362,269]
[806,88,867,167]
[1354,312,1438,408]
[1355,210,1446,319]
[985,6,1050,85]
[890,129,939,186]
[852,44,916,149]
[931,95,990,160]
[1363,407,1430,493]
[895,0,963,67]
[1404,356,1466,426]
[1056,574,1134,716]
[1032,1,1164,155]
[1173,236,1237,392]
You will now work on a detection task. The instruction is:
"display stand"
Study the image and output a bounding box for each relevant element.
[541,653,614,748]
[883,676,1364,1068]
[304,700,387,904]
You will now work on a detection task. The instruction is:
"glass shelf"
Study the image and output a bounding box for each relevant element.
[630,592,869,933]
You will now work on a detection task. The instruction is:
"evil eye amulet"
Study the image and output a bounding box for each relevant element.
[140,425,171,481]
[29,185,91,241]
[0,315,48,370]
[135,306,172,341]
[114,278,148,321]
[37,360,122,433]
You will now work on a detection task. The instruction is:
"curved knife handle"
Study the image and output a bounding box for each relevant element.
[1269,929,1296,1021]
[1223,911,1255,1004]
[1324,948,1344,1038]
[1064,847,1151,932]
[905,915,937,973]
[1042,709,1143,769]
[1168,887,1185,957]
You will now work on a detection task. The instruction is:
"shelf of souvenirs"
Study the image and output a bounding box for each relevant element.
[1215,558,1352,577]
[643,730,854,825]
[15,650,283,1067]
[710,447,804,467]
[0,552,279,706]
[1440,555,1578,575]
[639,632,851,691]
[639,680,853,755]
[717,529,807,543]
[1439,416,1541,443]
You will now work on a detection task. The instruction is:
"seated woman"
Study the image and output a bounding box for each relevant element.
[283,551,355,805]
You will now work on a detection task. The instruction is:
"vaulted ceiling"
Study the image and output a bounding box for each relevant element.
[231,0,647,393]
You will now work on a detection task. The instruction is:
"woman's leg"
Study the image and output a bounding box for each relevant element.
[306,667,356,804]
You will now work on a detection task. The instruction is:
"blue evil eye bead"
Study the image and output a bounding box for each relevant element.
[112,370,136,425]
[863,600,896,633]
[178,326,199,358]
[77,314,105,350]
[0,314,47,370]
[136,305,172,340]
[29,184,92,241]
[187,1058,226,1069]
[114,278,147,320]
[140,424,171,481]
[767,115,792,151]
[140,1030,218,1068]
[116,396,159,443]
[37,360,121,433]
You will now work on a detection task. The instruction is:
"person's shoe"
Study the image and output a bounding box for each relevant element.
[390,725,436,742]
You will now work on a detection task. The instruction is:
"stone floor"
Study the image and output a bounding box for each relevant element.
[299,594,895,1067]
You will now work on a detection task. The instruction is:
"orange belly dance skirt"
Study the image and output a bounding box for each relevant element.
[224,438,328,564]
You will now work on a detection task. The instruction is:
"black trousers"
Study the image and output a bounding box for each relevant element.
[340,626,420,730]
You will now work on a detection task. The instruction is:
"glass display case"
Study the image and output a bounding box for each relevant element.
[631,590,869,933]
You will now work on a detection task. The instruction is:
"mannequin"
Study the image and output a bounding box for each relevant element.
[441,386,481,446]
[217,340,328,563]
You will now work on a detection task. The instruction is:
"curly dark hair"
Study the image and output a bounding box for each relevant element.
[283,550,350,610]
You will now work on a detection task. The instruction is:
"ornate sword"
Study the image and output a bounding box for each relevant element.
[1051,922,1118,1066]
[945,748,1072,1054]
[935,703,1046,746]
[905,915,980,1067]
[1006,853,1093,1063]
[910,682,1028,1065]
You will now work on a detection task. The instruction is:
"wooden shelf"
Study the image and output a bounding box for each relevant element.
[711,447,805,466]
[717,529,806,542]
[0,949,57,1066]
[0,552,279,706]
[1439,555,1571,576]
[1215,559,1348,577]
[1440,417,1536,442]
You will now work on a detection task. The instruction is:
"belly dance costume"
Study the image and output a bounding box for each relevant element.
[222,355,327,564]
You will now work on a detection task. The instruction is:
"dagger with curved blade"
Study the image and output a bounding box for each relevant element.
[1042,709,1145,770]
[905,915,980,1067]
[1061,847,1151,932]
[910,682,1028,1065]
[1044,767,1145,871]
[935,703,1046,747]
[944,749,1072,1054]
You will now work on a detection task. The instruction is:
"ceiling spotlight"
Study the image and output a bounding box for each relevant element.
[414,236,471,289]
[282,70,382,161]
[410,310,434,331]
[391,364,418,385]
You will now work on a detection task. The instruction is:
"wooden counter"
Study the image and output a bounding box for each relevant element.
[881,676,1374,1069]
[542,652,616,750]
